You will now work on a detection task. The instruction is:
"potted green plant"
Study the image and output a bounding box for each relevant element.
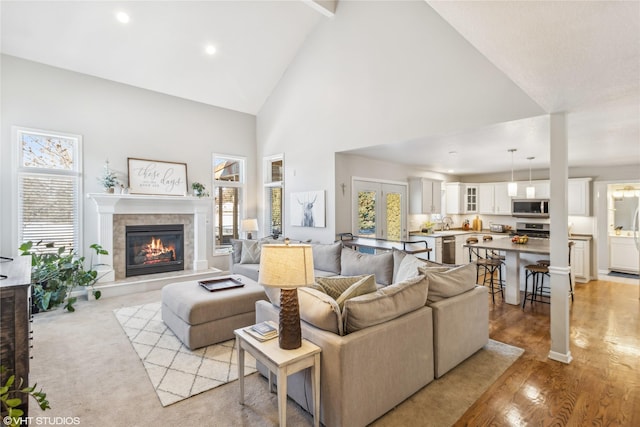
[1,366,50,427]
[19,241,109,312]
[99,160,118,193]
[191,182,209,197]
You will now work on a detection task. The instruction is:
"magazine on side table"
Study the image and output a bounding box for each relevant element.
[244,321,279,342]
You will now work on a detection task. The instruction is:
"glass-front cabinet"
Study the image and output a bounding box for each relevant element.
[465,185,478,213]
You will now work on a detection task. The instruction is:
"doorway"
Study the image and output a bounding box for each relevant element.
[351,179,407,241]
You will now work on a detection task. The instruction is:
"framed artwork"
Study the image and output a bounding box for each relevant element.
[127,158,188,196]
[291,190,325,227]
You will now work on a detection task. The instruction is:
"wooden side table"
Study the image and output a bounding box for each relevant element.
[234,328,321,427]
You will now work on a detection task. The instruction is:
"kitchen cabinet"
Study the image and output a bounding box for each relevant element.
[465,185,478,213]
[455,234,471,265]
[568,178,591,216]
[415,236,442,263]
[569,238,591,282]
[516,180,550,199]
[445,183,463,214]
[409,178,442,214]
[609,236,639,274]
[478,183,511,215]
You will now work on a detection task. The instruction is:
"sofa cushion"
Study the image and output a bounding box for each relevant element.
[311,242,342,275]
[315,275,376,310]
[342,274,429,334]
[263,286,343,335]
[340,247,394,286]
[395,253,427,283]
[419,263,476,303]
[392,249,406,282]
[240,240,262,264]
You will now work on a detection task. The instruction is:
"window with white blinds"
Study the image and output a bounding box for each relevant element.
[15,127,82,253]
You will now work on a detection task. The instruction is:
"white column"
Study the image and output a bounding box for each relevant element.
[90,196,119,282]
[193,204,209,271]
[548,113,572,364]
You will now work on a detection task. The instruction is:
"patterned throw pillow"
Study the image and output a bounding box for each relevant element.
[314,275,376,310]
[240,240,262,264]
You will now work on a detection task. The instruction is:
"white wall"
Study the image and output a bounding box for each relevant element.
[257,1,543,243]
[0,55,257,261]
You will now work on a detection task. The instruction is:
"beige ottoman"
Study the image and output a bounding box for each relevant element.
[161,275,267,350]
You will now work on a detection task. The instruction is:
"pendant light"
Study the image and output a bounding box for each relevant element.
[526,157,535,199]
[507,148,517,197]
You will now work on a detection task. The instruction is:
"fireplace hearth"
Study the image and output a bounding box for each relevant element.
[126,224,184,277]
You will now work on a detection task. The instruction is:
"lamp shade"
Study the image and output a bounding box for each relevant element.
[258,244,315,289]
[241,218,259,232]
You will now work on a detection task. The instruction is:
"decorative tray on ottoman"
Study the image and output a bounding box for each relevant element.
[199,276,244,292]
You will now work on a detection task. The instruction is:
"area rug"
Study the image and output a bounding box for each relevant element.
[113,302,257,406]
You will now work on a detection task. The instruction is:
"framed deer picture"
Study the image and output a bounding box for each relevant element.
[291,190,325,227]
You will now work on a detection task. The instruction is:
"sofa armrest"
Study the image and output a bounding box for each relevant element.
[255,300,434,427]
[428,285,489,378]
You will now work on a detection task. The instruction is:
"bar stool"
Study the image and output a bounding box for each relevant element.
[467,236,503,303]
[522,263,550,308]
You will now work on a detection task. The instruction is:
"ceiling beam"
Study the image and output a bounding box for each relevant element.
[302,0,336,18]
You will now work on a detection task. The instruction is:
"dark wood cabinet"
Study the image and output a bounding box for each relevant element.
[0,256,32,418]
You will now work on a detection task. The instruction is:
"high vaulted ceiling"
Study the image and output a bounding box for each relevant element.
[2,1,639,175]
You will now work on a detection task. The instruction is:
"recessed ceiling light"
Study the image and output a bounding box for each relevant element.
[116,12,130,24]
[448,151,457,155]
[205,45,217,56]
[448,169,455,173]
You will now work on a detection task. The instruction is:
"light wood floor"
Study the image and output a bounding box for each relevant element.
[455,278,640,426]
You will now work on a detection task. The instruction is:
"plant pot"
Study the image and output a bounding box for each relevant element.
[105,187,115,194]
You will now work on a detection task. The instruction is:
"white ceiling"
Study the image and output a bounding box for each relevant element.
[0,0,323,115]
[1,1,639,175]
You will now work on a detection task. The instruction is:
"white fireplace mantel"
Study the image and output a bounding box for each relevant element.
[88,193,210,282]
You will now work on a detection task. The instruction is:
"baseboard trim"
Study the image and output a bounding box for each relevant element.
[548,350,573,364]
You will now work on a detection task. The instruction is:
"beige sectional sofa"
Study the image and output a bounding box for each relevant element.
[232,239,489,427]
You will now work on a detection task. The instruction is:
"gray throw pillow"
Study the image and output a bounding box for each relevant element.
[240,240,261,264]
[230,239,243,264]
[263,286,344,335]
[418,263,476,302]
[311,242,342,274]
[340,247,394,286]
[343,274,429,334]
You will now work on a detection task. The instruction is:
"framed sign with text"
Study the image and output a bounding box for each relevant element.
[127,158,188,196]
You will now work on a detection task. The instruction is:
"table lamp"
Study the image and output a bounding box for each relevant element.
[241,218,259,239]
[258,243,314,349]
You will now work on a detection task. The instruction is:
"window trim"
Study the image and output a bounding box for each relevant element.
[12,125,83,254]
[212,153,246,248]
[263,154,284,238]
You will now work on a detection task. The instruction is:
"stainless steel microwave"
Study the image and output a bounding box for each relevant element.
[512,199,550,218]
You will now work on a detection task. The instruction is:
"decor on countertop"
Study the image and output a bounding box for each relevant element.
[19,241,108,312]
[127,158,187,196]
[258,243,315,349]
[241,218,259,240]
[113,302,257,406]
[99,160,118,193]
[291,190,325,227]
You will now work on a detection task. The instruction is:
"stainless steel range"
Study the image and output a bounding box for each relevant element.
[513,222,550,239]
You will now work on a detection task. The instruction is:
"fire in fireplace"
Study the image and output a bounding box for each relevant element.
[125,224,184,277]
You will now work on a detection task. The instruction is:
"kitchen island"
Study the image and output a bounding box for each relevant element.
[338,235,432,255]
[464,237,550,305]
